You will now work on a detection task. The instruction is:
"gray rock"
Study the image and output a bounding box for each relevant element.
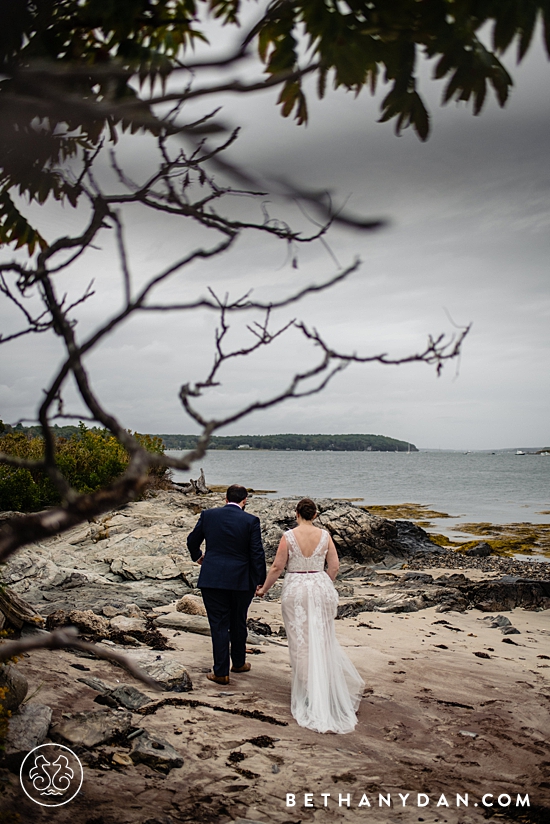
[153,612,266,645]
[78,675,113,694]
[130,730,183,772]
[79,676,152,709]
[51,709,133,747]
[2,703,52,767]
[9,492,546,624]
[247,618,272,636]
[488,615,512,628]
[103,604,123,617]
[244,496,440,560]
[110,685,152,710]
[402,572,434,584]
[126,603,146,617]
[465,542,493,557]
[103,603,143,618]
[110,614,148,633]
[175,594,207,616]
[111,555,187,581]
[335,582,355,597]
[501,626,521,635]
[127,654,193,692]
[0,664,28,712]
[154,613,211,634]
[46,608,111,635]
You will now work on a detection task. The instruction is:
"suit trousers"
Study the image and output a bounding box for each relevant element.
[201,587,255,676]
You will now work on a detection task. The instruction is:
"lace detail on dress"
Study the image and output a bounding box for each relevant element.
[285,528,328,572]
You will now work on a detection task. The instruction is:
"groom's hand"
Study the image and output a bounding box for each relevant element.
[197,555,204,566]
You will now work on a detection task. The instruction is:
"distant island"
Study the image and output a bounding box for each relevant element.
[1,423,417,453]
[158,433,418,452]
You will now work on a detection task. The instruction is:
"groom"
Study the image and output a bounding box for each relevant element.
[186,484,266,685]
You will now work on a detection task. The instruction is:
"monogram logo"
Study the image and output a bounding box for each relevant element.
[20,744,83,807]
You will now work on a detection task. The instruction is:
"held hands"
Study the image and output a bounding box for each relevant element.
[255,584,265,597]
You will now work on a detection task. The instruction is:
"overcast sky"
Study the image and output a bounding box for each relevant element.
[1,16,549,450]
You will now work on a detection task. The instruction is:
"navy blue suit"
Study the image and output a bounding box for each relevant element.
[187,504,266,676]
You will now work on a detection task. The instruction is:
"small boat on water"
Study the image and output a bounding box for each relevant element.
[516,449,526,455]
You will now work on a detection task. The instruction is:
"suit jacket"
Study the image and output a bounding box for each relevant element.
[186,504,266,591]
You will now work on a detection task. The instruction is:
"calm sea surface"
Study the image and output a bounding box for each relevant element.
[168,450,550,538]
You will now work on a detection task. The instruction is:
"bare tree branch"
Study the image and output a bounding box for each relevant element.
[297,321,472,376]
[2,62,320,142]
[0,90,469,573]
[0,627,162,691]
[0,453,46,471]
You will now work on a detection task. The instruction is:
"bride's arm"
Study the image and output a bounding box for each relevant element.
[325,535,339,581]
[256,535,288,597]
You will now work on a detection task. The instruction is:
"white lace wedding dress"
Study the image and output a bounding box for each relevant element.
[281,528,364,734]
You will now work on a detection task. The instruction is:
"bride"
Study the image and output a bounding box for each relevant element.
[256,498,364,734]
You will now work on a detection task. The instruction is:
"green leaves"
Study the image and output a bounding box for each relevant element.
[379,86,430,141]
[253,1,549,136]
[1,0,549,254]
[0,191,47,256]
[441,41,513,113]
[0,426,168,511]
[278,80,308,123]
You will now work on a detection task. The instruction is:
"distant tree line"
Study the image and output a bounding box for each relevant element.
[158,433,417,452]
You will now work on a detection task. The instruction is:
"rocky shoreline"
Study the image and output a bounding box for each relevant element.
[1,491,548,618]
[1,491,549,823]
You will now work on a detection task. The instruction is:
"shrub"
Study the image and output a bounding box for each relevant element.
[0,424,168,511]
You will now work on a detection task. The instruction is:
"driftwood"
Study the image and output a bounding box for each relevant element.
[172,468,210,495]
[0,586,44,629]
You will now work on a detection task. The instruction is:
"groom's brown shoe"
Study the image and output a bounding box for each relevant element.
[206,672,229,685]
[231,663,251,673]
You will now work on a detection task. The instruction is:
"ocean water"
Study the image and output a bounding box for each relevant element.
[168,450,550,539]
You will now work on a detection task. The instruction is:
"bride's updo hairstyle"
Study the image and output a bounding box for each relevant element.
[296,498,317,521]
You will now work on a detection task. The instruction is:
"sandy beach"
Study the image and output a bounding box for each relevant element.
[1,493,549,823]
[3,587,549,823]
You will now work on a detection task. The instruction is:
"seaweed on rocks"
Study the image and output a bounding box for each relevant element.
[406,551,550,580]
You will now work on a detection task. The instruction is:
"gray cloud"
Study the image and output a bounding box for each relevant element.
[1,35,549,450]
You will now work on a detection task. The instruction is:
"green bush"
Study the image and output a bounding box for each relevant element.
[0,424,168,511]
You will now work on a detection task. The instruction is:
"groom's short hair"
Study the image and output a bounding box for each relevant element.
[226,484,248,503]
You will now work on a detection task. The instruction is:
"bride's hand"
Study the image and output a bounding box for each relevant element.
[256,585,265,597]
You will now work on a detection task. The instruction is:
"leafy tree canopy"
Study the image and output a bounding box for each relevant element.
[1,0,549,253]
